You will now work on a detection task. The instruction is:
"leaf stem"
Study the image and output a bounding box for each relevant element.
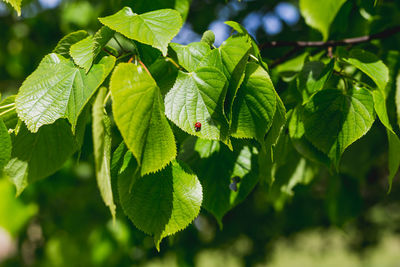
[249,54,259,62]
[138,60,152,77]
[333,70,375,90]
[166,57,183,70]
[0,102,15,109]
[117,53,134,61]
[103,90,112,107]
[0,106,16,117]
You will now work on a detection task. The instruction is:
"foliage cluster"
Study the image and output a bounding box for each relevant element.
[1,0,400,253]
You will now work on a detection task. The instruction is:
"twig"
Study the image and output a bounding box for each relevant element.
[259,25,400,49]
[102,47,114,56]
[117,53,134,61]
[269,47,301,69]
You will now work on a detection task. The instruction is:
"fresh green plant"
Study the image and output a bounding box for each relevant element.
[1,0,400,252]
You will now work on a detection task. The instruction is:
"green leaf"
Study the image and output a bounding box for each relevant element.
[168,42,211,72]
[258,96,286,185]
[299,0,347,40]
[99,7,182,56]
[224,21,269,72]
[303,88,375,167]
[372,89,400,191]
[4,120,79,195]
[118,159,202,250]
[288,106,330,165]
[173,0,191,21]
[92,87,116,218]
[200,35,252,119]
[70,26,114,72]
[0,119,11,171]
[164,66,228,140]
[194,138,220,158]
[130,0,191,21]
[16,54,115,133]
[0,179,37,236]
[342,49,389,93]
[0,95,18,130]
[231,62,277,142]
[110,63,176,175]
[297,60,334,103]
[193,144,258,227]
[53,30,89,58]
[2,0,22,15]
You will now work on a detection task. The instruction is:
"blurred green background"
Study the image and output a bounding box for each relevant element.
[1,0,400,266]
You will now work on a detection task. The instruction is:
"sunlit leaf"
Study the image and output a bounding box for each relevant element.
[342,49,389,93]
[70,26,114,72]
[16,54,115,133]
[299,0,347,40]
[231,62,277,142]
[2,0,22,15]
[53,30,89,58]
[164,66,228,140]
[169,42,211,72]
[110,63,176,175]
[92,87,116,218]
[99,7,182,56]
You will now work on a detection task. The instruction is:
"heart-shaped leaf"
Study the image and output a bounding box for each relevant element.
[16,53,115,133]
[231,63,277,142]
[164,67,228,140]
[200,35,251,118]
[342,49,389,93]
[70,26,114,72]
[168,42,211,72]
[4,120,79,195]
[303,88,375,167]
[99,7,182,56]
[110,63,176,175]
[299,0,347,40]
[53,30,89,58]
[118,159,202,250]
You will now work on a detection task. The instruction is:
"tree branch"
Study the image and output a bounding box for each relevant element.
[259,25,400,49]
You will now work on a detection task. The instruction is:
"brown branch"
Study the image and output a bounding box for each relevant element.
[259,25,400,49]
[269,47,302,69]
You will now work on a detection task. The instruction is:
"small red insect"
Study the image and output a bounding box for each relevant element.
[194,122,202,132]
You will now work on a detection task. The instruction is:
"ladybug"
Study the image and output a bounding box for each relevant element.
[194,122,201,132]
